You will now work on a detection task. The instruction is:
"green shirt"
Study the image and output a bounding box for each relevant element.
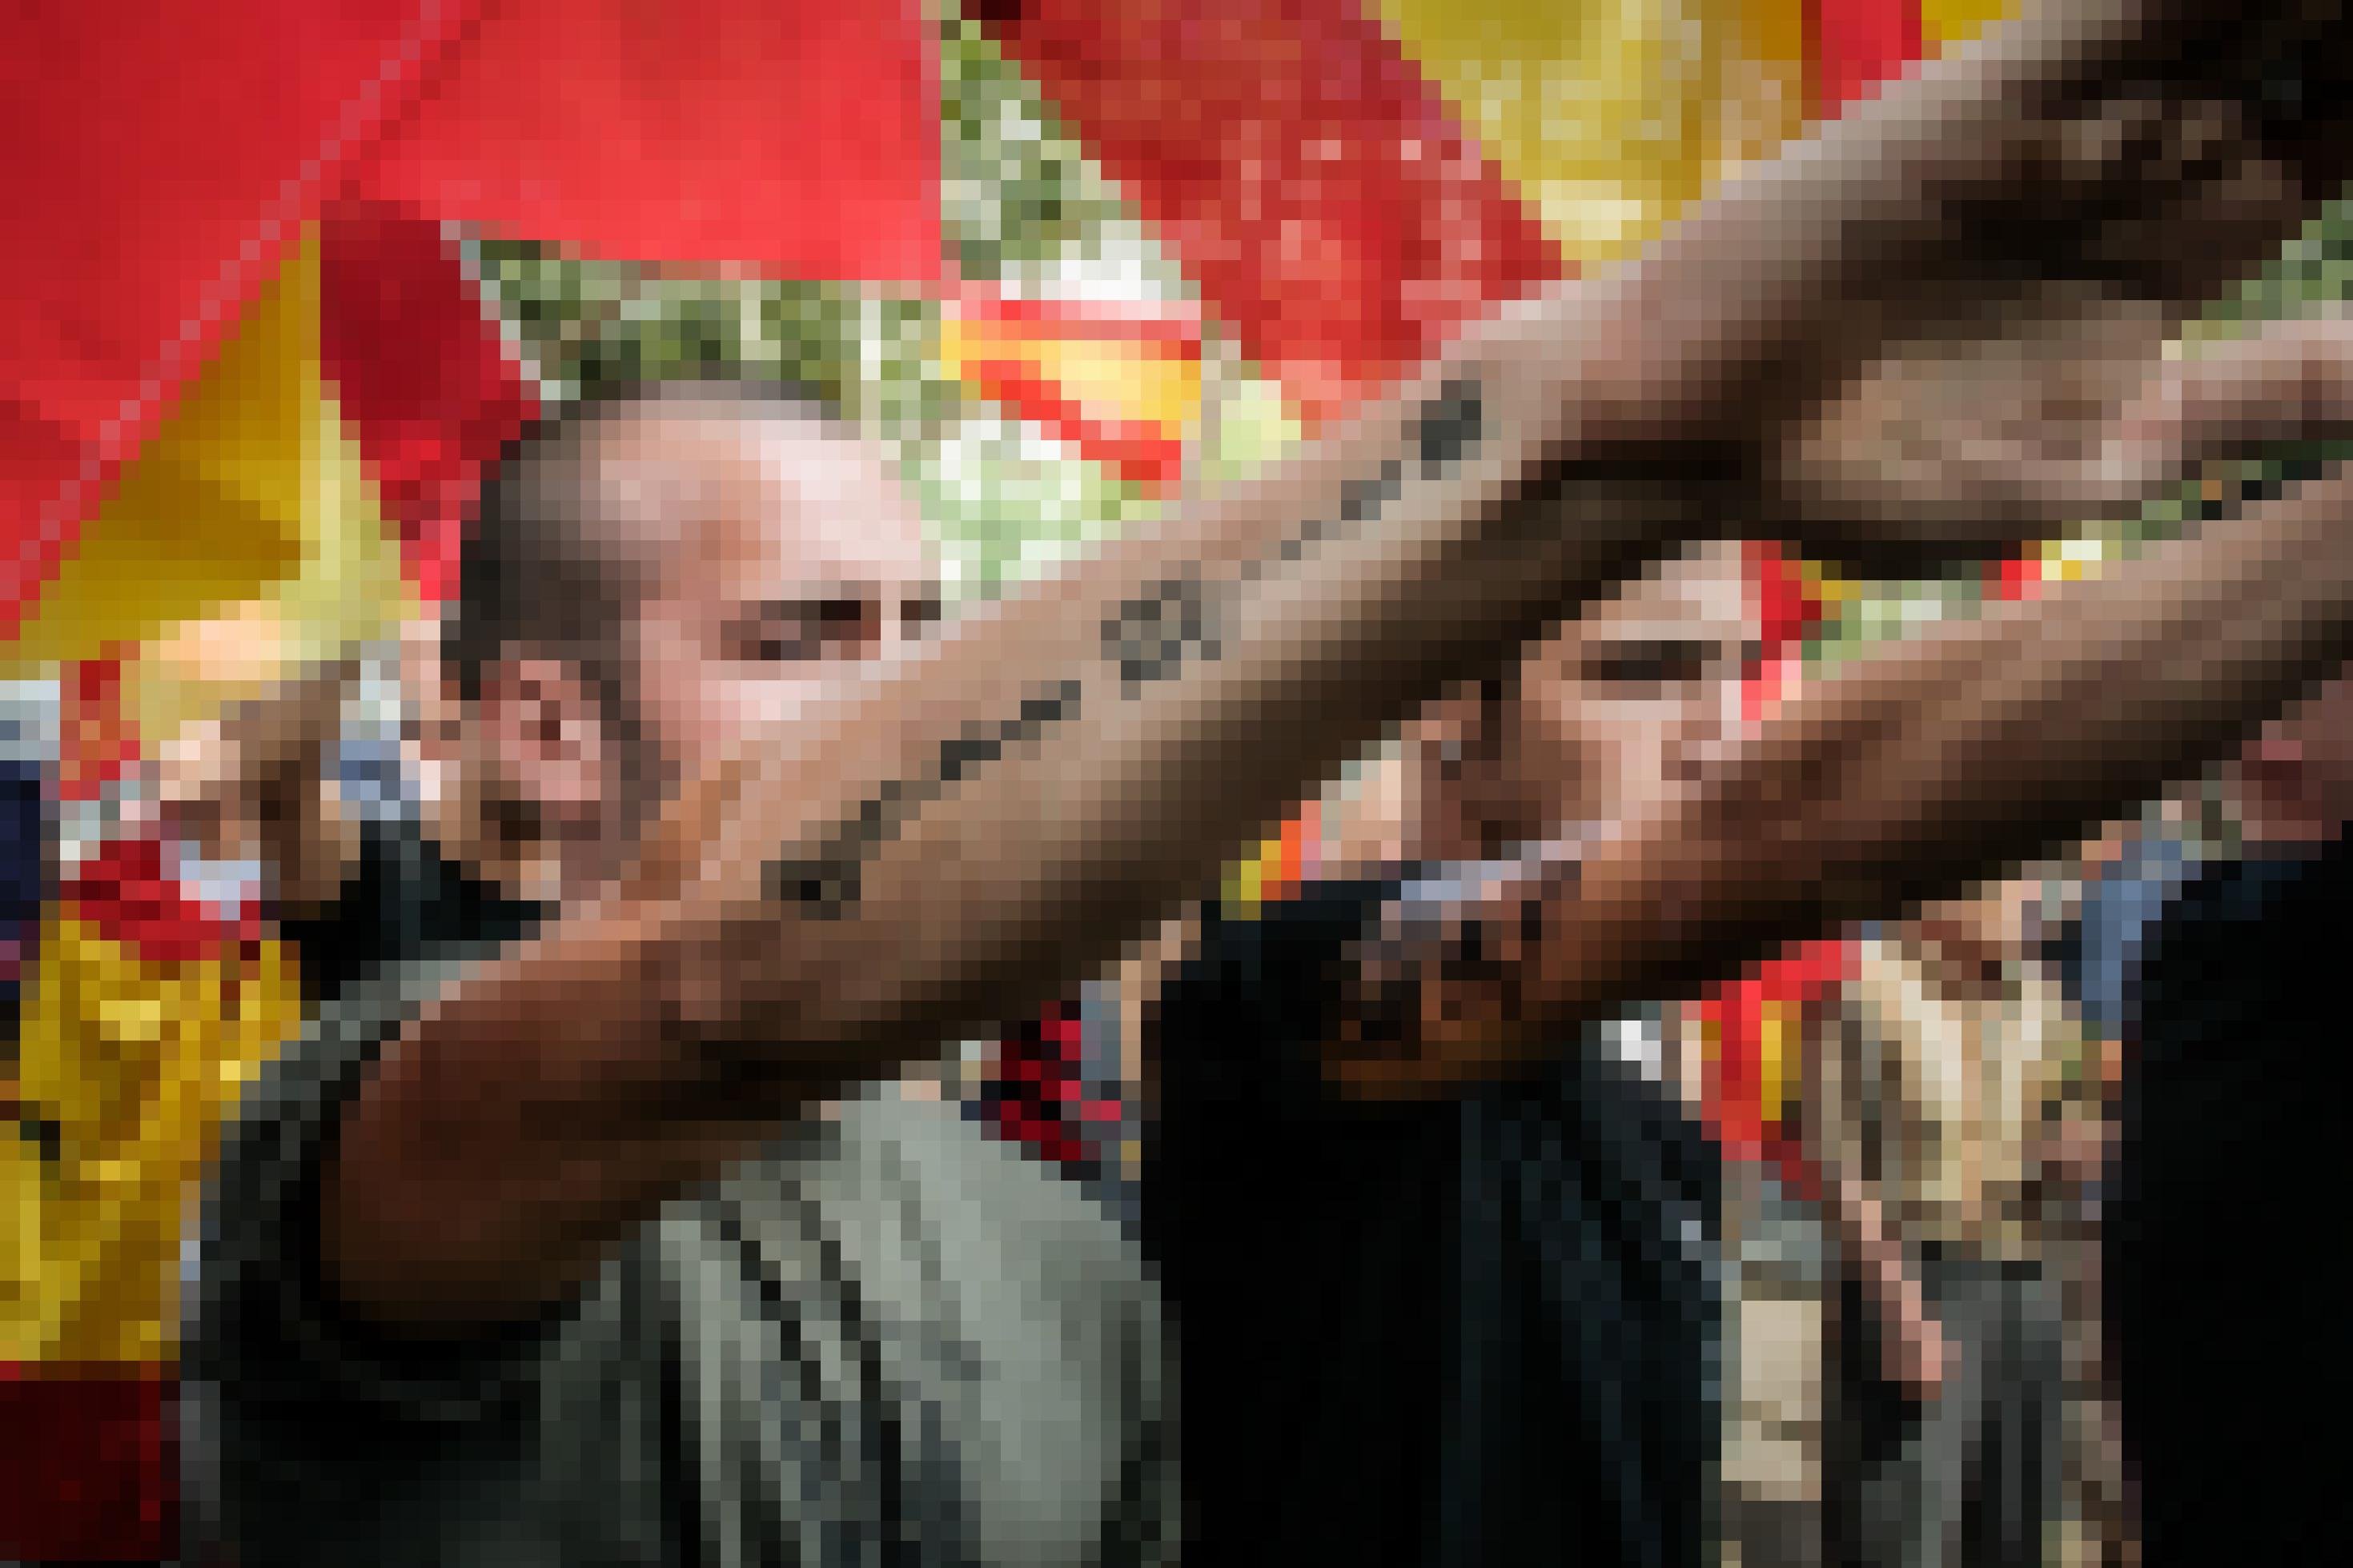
[184,948,1174,1567]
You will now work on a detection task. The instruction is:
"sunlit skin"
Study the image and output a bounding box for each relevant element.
[317,2,2353,1335]
[624,413,942,800]
[1414,542,1755,863]
[425,405,945,906]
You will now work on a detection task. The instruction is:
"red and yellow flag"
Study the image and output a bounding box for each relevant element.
[942,295,1206,492]
[5,0,942,641]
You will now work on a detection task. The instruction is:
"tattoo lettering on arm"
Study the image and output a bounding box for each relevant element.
[1252,377,1483,575]
[1260,459,1403,573]
[764,376,1488,918]
[1103,573,1221,690]
[1411,377,1485,475]
[765,679,1085,917]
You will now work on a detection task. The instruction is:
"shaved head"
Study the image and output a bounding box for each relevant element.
[439,380,938,886]
[444,380,849,708]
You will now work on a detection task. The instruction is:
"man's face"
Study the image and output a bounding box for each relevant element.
[608,407,940,806]
[1426,543,1757,854]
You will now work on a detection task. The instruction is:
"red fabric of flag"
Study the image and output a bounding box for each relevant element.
[356,1,940,283]
[6,0,942,632]
[319,200,540,606]
[0,1368,175,1562]
[1813,0,1926,114]
[954,362,1191,490]
[1698,937,1854,1196]
[0,0,474,641]
[978,0,1560,425]
[62,833,264,968]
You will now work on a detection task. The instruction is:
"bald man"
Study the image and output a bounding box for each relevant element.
[186,385,1176,1566]
[187,5,2353,1562]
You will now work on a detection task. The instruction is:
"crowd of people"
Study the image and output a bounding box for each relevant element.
[9,2,2353,1564]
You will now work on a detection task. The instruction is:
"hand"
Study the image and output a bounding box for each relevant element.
[1766,281,2178,562]
[1884,1298,1958,1405]
[2033,1117,2114,1188]
[1826,1174,1955,1402]
[152,656,363,909]
[2103,307,2353,474]
[1757,67,2341,563]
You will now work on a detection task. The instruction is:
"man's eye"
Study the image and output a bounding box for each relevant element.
[1586,642,1714,688]
[754,633,819,662]
[728,598,883,664]
[730,621,820,663]
[1588,656,1671,688]
[1596,656,1672,687]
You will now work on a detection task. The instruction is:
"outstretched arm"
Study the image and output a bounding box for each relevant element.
[1319,311,2353,1097]
[323,1,2353,1333]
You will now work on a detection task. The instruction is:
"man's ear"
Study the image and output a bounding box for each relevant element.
[475,655,612,817]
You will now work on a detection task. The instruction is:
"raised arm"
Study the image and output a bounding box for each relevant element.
[152,646,364,914]
[1319,311,2353,1097]
[322,0,2353,1332]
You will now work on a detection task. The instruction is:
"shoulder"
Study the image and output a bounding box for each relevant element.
[215,940,501,1179]
[187,942,525,1406]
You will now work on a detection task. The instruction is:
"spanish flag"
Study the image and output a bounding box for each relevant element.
[5,0,942,642]
[3,839,302,1558]
[941,294,1206,493]
[5,9,944,1556]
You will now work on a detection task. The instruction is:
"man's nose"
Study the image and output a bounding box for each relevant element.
[1668,690,1744,784]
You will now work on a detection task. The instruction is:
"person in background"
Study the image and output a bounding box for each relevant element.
[2064,799,2210,1052]
[1146,325,2353,1566]
[1149,538,1976,1568]
[1807,885,2098,1568]
[2103,664,2353,1565]
[2,636,304,1565]
[183,12,2353,1557]
[187,383,1176,1566]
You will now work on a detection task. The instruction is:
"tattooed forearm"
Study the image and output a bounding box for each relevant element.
[1253,375,1484,576]
[1122,376,1488,678]
[1103,571,1222,690]
[765,679,1085,917]
[1411,377,1486,475]
[1337,844,1572,1059]
[765,376,1489,917]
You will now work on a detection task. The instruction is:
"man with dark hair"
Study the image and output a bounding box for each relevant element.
[189,384,1178,1566]
[270,385,908,1008]
[436,383,869,869]
[185,5,2353,1562]
[442,382,849,704]
[1146,543,1754,1568]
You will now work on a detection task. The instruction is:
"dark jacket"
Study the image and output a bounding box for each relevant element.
[1147,876,1722,1568]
